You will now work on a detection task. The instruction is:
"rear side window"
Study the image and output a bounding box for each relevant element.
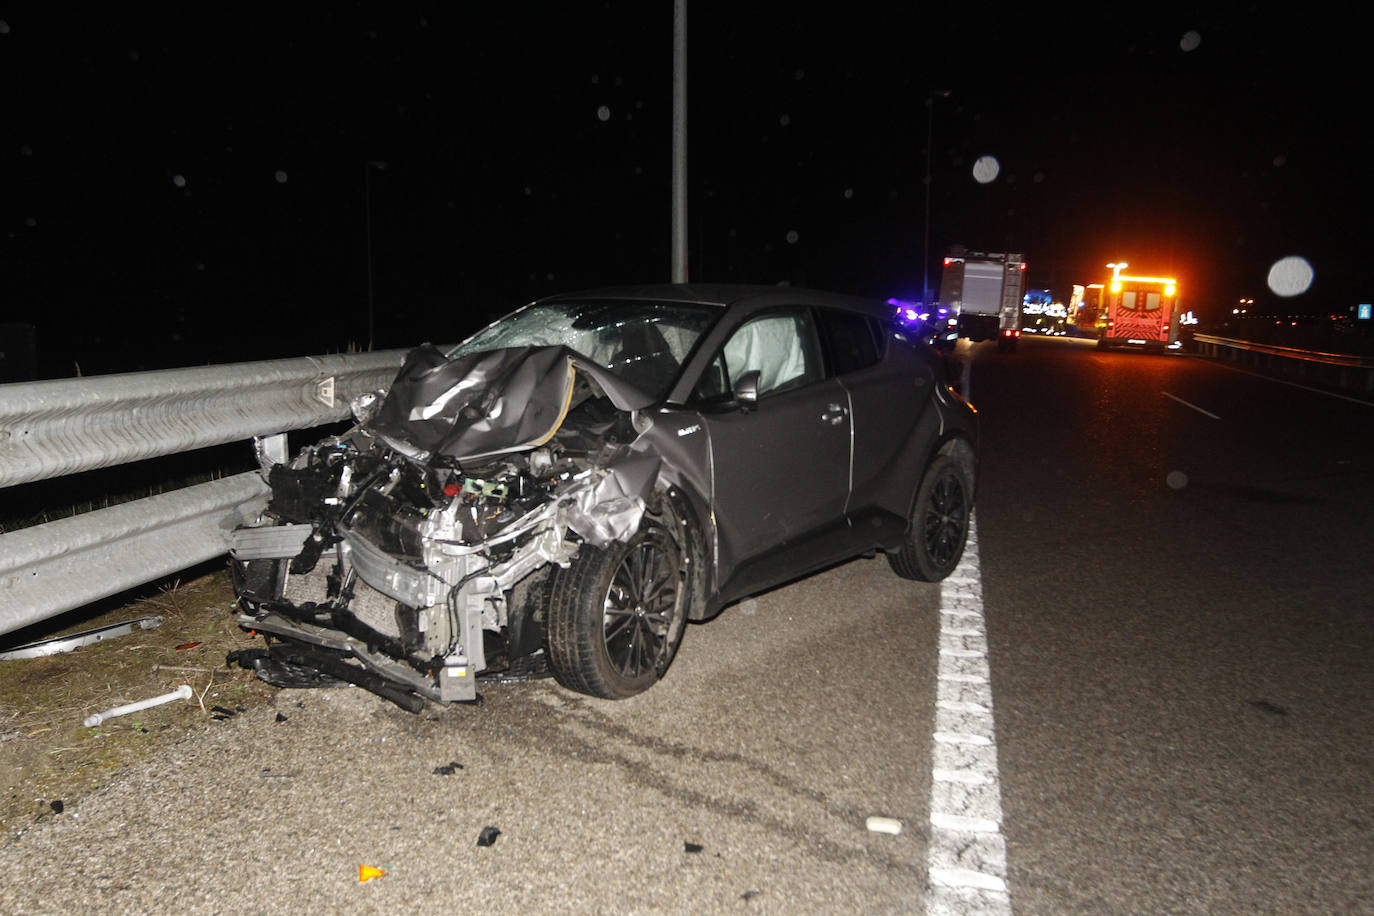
[817,309,882,376]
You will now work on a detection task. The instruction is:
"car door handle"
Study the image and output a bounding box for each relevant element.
[821,404,848,425]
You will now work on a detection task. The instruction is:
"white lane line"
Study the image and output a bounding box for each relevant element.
[1208,359,1374,407]
[1162,390,1221,419]
[927,515,1012,915]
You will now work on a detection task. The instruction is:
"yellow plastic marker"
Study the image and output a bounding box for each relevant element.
[359,864,387,883]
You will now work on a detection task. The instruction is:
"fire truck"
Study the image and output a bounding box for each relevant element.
[1094,269,1181,351]
[938,249,1027,352]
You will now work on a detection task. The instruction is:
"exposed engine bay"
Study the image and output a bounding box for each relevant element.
[229,344,680,707]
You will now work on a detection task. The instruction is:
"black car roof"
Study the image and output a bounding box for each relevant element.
[535,283,887,315]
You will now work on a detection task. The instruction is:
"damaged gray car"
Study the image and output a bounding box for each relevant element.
[228,284,977,710]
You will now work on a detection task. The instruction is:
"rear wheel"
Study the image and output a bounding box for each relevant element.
[547,519,687,698]
[888,454,972,582]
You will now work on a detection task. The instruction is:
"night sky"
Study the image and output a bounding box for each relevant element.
[2,4,1365,377]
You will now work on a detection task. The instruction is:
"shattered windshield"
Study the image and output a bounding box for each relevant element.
[449,301,720,399]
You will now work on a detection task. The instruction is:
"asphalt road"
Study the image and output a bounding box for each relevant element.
[2,335,1370,914]
[963,336,1374,914]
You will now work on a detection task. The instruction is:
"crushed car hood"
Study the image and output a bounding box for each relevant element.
[367,344,656,463]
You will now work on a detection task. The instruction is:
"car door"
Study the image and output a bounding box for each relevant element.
[817,308,940,548]
[691,307,852,603]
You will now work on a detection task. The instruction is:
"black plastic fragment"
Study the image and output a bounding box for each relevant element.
[49,800,64,815]
[227,649,349,689]
[432,761,464,775]
[684,841,703,853]
[476,826,501,847]
[227,646,425,713]
[741,890,761,901]
[1251,699,1289,716]
[275,712,288,723]
[210,705,237,719]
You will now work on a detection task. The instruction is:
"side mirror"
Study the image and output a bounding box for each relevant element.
[733,370,761,409]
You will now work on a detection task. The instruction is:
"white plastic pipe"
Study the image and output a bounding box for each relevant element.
[83,684,193,728]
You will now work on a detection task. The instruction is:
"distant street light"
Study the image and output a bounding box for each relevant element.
[923,89,951,305]
[364,160,388,351]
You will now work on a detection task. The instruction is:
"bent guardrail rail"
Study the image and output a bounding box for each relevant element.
[0,350,409,638]
[1192,334,1374,395]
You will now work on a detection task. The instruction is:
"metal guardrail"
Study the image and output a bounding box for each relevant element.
[1192,334,1374,394]
[0,350,408,638]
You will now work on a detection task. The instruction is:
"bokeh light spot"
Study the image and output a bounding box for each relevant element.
[972,155,1000,184]
[1267,256,1314,297]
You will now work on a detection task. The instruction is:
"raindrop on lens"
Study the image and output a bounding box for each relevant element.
[972,156,1000,184]
[1166,471,1189,490]
[1180,31,1201,52]
[597,105,611,122]
[1267,256,1314,297]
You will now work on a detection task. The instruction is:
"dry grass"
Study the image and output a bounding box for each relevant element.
[0,569,277,840]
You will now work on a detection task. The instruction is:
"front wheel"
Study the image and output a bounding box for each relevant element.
[547,520,687,699]
[888,454,972,582]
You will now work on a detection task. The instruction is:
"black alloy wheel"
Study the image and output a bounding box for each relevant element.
[888,454,972,582]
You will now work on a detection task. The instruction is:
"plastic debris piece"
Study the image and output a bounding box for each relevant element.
[684,842,703,853]
[226,649,349,689]
[432,761,464,775]
[865,816,903,835]
[83,684,192,727]
[275,712,288,723]
[741,891,761,901]
[476,826,501,847]
[1,616,163,660]
[49,800,64,815]
[358,865,386,883]
[210,705,237,720]
[1251,699,1288,716]
[174,642,202,651]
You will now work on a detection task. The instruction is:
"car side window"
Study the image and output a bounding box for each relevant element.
[817,309,882,376]
[692,308,823,401]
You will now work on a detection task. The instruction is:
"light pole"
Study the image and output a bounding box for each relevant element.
[363,160,387,351]
[923,90,950,305]
[671,0,687,283]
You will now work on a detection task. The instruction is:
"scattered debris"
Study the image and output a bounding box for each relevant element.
[275,712,288,723]
[1,616,163,661]
[865,816,903,835]
[1251,699,1289,716]
[432,761,464,775]
[209,705,238,721]
[82,684,192,728]
[174,642,203,651]
[741,890,761,901]
[684,841,703,853]
[48,800,64,815]
[227,649,350,690]
[476,826,501,847]
[358,864,387,883]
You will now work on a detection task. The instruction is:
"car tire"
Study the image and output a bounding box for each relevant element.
[547,518,687,699]
[888,454,972,582]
